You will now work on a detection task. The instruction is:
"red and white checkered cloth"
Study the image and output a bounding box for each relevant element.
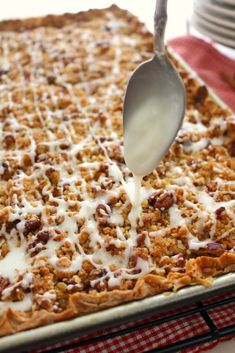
[32,291,235,353]
[32,35,235,353]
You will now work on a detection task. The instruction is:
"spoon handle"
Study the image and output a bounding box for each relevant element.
[154,0,168,54]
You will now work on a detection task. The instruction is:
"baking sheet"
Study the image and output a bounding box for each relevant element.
[0,8,234,353]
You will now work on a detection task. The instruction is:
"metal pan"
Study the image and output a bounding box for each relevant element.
[0,15,234,353]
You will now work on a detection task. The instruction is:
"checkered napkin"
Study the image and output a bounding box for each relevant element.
[32,291,235,353]
[32,35,235,353]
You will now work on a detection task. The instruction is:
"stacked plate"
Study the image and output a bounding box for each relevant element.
[192,0,235,48]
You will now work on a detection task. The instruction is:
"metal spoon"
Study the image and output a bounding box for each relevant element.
[123,0,185,177]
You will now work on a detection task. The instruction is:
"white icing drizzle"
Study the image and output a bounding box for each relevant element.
[0,241,29,282]
[0,294,33,314]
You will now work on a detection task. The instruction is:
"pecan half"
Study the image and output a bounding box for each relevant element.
[148,190,175,210]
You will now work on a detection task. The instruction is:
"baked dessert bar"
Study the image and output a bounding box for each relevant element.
[0,5,234,336]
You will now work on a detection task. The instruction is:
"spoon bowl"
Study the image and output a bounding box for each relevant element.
[123,0,185,177]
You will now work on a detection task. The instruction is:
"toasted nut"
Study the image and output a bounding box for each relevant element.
[193,243,224,257]
[207,181,217,192]
[137,231,147,247]
[148,190,175,210]
[148,190,162,207]
[0,277,9,294]
[215,207,226,219]
[175,254,186,268]
[2,161,14,181]
[46,168,60,185]
[228,141,235,157]
[194,85,208,108]
[3,135,15,149]
[207,243,224,254]
[24,218,41,235]
[5,219,20,233]
[47,74,56,85]
[37,231,50,243]
[96,204,110,217]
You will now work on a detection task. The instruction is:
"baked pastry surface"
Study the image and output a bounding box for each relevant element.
[0,5,235,336]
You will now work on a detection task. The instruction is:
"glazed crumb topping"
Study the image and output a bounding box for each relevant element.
[0,8,234,314]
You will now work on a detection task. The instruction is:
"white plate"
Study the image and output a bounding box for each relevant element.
[195,5,235,29]
[192,16,235,47]
[214,0,235,5]
[196,0,235,18]
[194,10,235,37]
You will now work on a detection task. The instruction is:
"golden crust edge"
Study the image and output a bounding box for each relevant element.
[1,252,235,337]
[0,4,140,32]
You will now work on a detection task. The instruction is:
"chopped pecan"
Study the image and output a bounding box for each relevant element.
[207,243,223,252]
[98,113,107,125]
[3,135,15,149]
[228,141,235,157]
[45,168,60,185]
[59,142,70,150]
[52,187,61,197]
[1,161,14,181]
[37,231,50,243]
[148,190,162,207]
[97,41,110,53]
[175,254,186,268]
[22,154,32,167]
[24,218,41,235]
[137,231,147,247]
[96,204,110,217]
[215,207,226,219]
[207,181,217,192]
[148,190,175,210]
[193,242,224,257]
[5,219,20,233]
[47,74,57,85]
[0,277,9,294]
[194,85,208,108]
